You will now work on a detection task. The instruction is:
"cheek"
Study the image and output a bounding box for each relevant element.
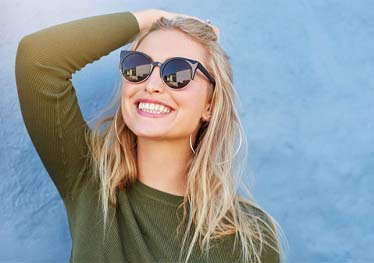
[121,82,133,99]
[177,86,209,117]
[121,83,138,106]
[120,83,139,122]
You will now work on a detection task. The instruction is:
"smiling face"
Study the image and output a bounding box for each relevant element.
[120,29,213,141]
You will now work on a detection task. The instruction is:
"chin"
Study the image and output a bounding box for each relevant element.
[136,133,169,140]
[131,128,170,140]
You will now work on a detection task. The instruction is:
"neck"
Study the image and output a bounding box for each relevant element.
[136,137,193,196]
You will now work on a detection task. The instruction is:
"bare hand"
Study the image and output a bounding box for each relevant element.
[132,9,220,41]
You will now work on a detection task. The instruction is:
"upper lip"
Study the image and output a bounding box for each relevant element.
[134,98,175,110]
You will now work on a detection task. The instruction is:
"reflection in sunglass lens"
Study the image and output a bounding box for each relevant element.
[162,59,192,89]
[122,54,151,82]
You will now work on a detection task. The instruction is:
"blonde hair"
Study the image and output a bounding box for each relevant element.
[85,17,282,263]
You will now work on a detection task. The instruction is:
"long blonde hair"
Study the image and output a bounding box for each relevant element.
[85,17,282,263]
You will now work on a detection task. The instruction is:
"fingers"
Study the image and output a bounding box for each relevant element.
[133,10,220,41]
[164,12,220,41]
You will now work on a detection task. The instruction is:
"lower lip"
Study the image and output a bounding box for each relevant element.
[136,107,174,118]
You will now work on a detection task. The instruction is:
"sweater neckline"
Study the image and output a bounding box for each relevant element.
[131,180,184,207]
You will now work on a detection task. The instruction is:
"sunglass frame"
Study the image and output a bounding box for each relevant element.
[120,50,216,89]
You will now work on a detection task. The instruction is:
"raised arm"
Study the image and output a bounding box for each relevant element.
[15,12,140,200]
[15,9,209,200]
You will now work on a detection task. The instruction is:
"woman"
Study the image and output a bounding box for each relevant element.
[16,9,281,263]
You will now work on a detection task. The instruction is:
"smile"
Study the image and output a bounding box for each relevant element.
[137,102,173,115]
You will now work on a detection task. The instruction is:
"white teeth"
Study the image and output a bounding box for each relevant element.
[138,102,171,114]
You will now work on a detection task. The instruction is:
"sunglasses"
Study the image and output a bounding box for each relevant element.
[120,50,216,90]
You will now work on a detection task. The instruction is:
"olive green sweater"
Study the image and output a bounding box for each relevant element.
[15,12,279,263]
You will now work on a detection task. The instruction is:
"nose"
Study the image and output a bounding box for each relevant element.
[144,64,165,94]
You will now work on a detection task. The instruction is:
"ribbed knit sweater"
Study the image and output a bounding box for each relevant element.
[15,12,279,263]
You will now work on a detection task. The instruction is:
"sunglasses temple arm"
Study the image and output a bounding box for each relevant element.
[197,64,216,87]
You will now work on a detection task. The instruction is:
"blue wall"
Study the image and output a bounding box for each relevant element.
[1,0,373,262]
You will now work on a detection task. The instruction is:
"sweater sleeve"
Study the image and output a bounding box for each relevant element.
[15,12,140,200]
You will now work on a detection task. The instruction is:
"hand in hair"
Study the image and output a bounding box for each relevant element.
[132,9,220,40]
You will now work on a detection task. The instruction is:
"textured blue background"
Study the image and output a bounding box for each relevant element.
[1,0,373,262]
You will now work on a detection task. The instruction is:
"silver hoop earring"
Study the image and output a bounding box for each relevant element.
[189,134,196,155]
[233,129,242,158]
[114,108,123,146]
[216,128,243,165]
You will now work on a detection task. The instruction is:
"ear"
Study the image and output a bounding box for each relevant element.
[201,103,211,122]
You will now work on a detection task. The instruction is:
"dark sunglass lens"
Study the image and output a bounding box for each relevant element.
[122,53,151,82]
[162,59,192,89]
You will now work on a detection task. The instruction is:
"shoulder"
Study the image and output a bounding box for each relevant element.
[238,198,273,224]
[238,198,277,235]
[238,199,281,262]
